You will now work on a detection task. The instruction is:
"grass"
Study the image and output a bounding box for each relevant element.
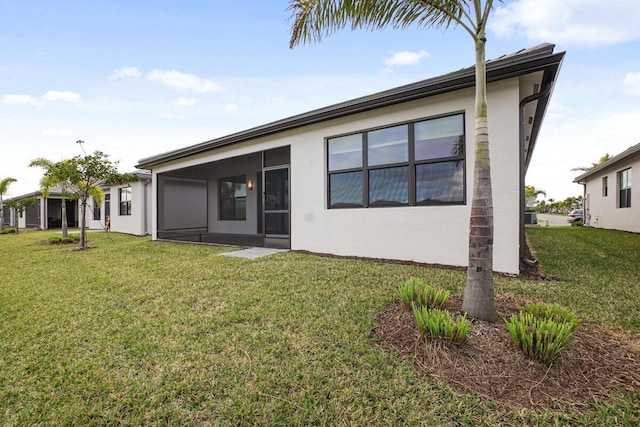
[0,228,638,425]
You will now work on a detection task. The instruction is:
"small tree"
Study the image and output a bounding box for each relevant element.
[29,159,77,238]
[4,197,37,234]
[0,177,18,231]
[30,151,135,250]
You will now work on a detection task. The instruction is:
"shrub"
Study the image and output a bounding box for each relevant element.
[398,278,420,309]
[0,227,16,234]
[412,305,469,344]
[505,303,580,364]
[398,278,450,310]
[416,285,450,309]
[571,219,583,226]
[48,234,80,245]
[523,303,580,332]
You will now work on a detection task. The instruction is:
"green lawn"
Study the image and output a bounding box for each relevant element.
[0,228,638,426]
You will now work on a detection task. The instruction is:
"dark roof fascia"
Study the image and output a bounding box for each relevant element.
[573,142,640,183]
[5,191,43,201]
[137,43,564,169]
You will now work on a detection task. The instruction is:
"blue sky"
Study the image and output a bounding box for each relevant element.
[2,0,640,201]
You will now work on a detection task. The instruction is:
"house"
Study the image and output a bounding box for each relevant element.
[85,171,152,236]
[136,43,565,275]
[574,143,638,233]
[4,171,151,236]
[2,188,79,231]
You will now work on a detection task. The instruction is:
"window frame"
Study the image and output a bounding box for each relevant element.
[326,112,466,209]
[219,175,247,221]
[618,168,631,209]
[119,187,132,216]
[93,197,101,220]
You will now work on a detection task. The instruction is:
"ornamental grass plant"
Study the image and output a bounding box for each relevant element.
[505,303,580,364]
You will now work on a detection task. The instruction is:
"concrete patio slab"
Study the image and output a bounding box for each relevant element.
[218,247,289,260]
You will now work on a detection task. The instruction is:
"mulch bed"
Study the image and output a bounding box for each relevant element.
[374,294,640,411]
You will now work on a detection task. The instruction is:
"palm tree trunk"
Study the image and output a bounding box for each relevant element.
[61,193,68,238]
[462,36,498,322]
[79,197,87,249]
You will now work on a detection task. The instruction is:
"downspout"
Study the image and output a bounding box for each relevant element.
[143,179,150,235]
[519,83,553,265]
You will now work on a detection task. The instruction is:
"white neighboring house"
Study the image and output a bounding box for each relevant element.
[574,143,638,233]
[86,171,152,236]
[137,44,565,275]
[2,187,79,231]
[4,171,152,236]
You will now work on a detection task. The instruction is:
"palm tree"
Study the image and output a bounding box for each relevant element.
[29,158,75,238]
[571,153,611,172]
[0,177,18,231]
[289,0,498,321]
[525,185,546,208]
[31,151,135,250]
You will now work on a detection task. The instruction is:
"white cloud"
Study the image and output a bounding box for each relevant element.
[223,103,239,111]
[109,66,142,80]
[385,50,430,67]
[0,94,41,105]
[147,70,221,93]
[490,0,640,48]
[623,71,640,96]
[40,129,74,137]
[42,90,81,103]
[174,97,196,107]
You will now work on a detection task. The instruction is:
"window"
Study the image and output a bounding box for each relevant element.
[602,176,608,197]
[119,187,132,216]
[327,113,465,209]
[93,198,101,220]
[219,176,247,220]
[104,193,111,218]
[618,168,631,208]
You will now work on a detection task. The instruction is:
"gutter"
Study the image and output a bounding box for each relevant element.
[519,82,553,264]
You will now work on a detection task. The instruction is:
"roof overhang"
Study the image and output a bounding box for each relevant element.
[573,142,640,183]
[137,43,566,170]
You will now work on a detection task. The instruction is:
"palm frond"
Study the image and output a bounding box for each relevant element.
[288,0,476,47]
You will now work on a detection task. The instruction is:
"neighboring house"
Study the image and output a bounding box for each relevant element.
[137,43,564,275]
[5,171,152,236]
[86,171,152,236]
[574,143,639,233]
[3,188,79,230]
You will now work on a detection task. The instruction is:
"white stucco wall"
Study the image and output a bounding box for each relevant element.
[89,179,151,236]
[583,153,639,233]
[149,77,523,274]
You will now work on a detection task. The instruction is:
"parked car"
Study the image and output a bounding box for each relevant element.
[567,209,583,223]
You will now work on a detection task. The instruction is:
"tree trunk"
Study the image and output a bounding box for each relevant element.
[0,195,4,231]
[462,36,498,322]
[61,193,68,239]
[79,197,87,249]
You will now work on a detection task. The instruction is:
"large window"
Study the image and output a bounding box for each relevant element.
[327,113,465,208]
[93,198,101,220]
[119,187,132,216]
[105,193,111,219]
[618,168,631,208]
[220,176,247,220]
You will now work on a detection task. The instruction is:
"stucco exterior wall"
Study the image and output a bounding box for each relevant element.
[149,78,522,273]
[584,152,639,233]
[89,179,151,236]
